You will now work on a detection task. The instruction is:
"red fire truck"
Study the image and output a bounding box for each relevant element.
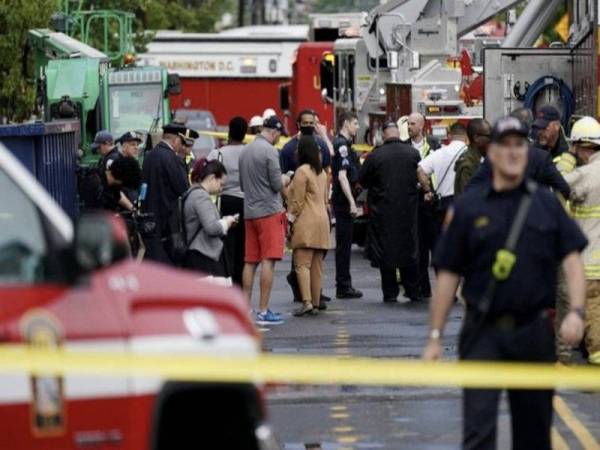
[0,143,278,449]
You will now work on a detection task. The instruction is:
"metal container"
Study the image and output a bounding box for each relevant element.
[0,120,80,219]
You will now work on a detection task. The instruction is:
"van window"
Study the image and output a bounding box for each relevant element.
[0,170,48,284]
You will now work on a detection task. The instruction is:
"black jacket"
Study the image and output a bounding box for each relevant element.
[466,145,570,198]
[141,141,189,235]
[359,138,420,268]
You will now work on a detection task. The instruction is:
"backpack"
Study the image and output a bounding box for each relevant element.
[168,186,202,266]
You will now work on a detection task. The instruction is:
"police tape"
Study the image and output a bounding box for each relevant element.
[196,130,374,153]
[0,346,599,390]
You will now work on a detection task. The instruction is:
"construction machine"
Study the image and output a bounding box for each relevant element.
[27,2,180,163]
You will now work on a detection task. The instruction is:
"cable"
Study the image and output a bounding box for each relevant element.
[522,75,575,131]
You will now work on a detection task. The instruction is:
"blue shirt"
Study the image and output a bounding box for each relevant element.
[433,181,587,317]
[279,135,331,173]
[331,134,360,209]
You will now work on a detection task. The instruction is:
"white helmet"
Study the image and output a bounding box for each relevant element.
[397,115,410,142]
[249,115,263,128]
[262,108,277,120]
[569,116,600,146]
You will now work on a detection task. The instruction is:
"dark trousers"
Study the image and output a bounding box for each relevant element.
[183,250,227,277]
[380,264,420,301]
[417,206,436,297]
[143,234,173,265]
[334,207,353,291]
[220,195,245,287]
[460,312,555,450]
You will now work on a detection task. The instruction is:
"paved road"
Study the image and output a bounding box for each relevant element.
[255,246,600,450]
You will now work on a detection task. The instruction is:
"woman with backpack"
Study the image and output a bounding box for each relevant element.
[287,136,331,317]
[183,159,238,277]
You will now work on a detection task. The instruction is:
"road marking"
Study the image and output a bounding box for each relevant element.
[337,435,359,444]
[554,395,600,450]
[331,413,350,419]
[337,333,350,339]
[552,427,570,450]
[330,405,347,412]
[333,426,354,433]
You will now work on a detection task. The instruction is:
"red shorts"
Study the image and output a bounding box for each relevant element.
[244,212,286,263]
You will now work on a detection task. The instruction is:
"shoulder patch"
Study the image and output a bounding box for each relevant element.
[339,145,348,158]
[474,216,489,229]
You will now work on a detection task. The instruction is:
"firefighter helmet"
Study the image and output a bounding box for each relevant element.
[569,116,600,146]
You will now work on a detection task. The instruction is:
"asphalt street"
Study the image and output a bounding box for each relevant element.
[256,245,600,450]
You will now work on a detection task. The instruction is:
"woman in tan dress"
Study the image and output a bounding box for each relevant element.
[287,136,331,316]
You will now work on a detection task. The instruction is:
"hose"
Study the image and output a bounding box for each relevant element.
[522,75,575,131]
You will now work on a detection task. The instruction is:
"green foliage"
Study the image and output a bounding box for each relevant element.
[0,0,55,122]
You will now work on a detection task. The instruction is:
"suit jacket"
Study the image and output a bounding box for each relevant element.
[184,186,226,261]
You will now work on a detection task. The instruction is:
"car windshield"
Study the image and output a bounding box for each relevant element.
[0,169,48,284]
[109,83,163,138]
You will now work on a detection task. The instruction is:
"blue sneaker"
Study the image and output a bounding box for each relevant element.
[256,310,284,326]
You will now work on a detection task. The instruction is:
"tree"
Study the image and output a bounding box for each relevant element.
[0,0,55,122]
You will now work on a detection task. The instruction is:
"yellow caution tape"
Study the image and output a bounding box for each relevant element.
[1,346,599,390]
[196,130,374,152]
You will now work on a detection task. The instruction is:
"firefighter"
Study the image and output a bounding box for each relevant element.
[331,111,363,299]
[141,123,191,264]
[555,116,600,365]
[423,116,587,450]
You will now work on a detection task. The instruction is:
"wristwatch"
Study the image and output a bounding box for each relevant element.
[429,329,442,340]
[570,307,586,320]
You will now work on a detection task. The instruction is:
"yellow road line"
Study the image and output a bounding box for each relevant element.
[331,413,350,419]
[554,396,600,450]
[330,405,347,412]
[552,426,570,450]
[337,436,359,444]
[333,426,354,433]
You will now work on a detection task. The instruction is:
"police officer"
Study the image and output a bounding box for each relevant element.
[423,116,587,450]
[91,130,117,171]
[116,131,143,159]
[331,111,363,299]
[141,123,191,264]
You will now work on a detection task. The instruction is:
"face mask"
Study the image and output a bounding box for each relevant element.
[300,126,314,136]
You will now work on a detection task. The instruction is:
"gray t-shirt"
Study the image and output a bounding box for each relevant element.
[207,144,245,199]
[239,135,283,219]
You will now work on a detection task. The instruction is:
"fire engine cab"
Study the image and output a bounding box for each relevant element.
[0,143,278,449]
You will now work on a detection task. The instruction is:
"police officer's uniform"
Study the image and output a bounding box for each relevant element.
[433,119,587,450]
[331,133,361,295]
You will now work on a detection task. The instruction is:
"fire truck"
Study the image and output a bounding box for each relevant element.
[140,26,306,127]
[0,143,278,449]
[141,14,364,133]
[331,0,598,145]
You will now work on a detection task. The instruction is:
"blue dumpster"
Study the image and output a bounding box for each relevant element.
[0,120,80,220]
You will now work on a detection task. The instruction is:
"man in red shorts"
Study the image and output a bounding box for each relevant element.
[239,116,291,325]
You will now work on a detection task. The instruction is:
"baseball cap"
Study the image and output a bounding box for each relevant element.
[491,116,529,143]
[91,130,113,150]
[263,116,284,132]
[116,131,142,144]
[532,105,561,130]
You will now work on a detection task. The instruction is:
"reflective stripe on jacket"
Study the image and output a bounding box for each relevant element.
[559,152,600,279]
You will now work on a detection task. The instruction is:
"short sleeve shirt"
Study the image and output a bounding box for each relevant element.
[331,134,360,208]
[433,181,587,317]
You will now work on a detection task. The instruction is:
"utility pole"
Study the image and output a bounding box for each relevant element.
[238,0,245,27]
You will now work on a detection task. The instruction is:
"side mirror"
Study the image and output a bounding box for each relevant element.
[74,212,130,272]
[167,73,182,96]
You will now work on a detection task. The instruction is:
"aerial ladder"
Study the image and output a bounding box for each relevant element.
[333,0,568,144]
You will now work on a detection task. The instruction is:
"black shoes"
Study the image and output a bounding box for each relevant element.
[320,293,332,302]
[383,297,398,303]
[336,287,363,299]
